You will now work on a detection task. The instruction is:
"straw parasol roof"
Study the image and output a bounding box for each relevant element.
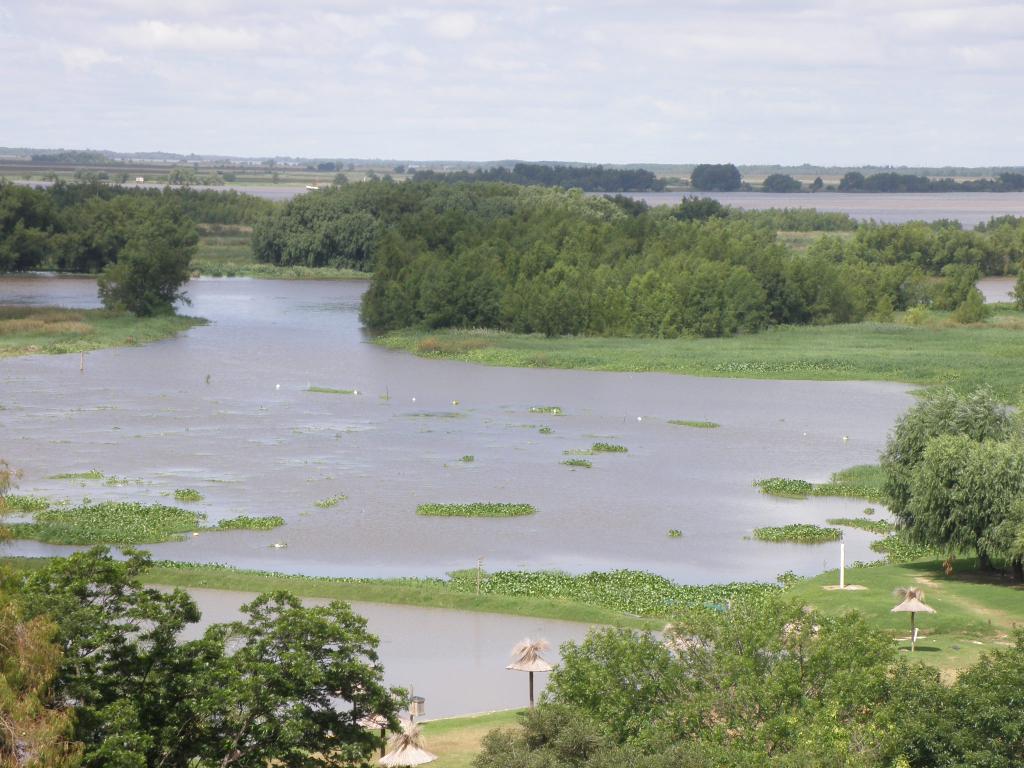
[506,638,553,673]
[379,722,437,767]
[358,714,390,729]
[891,587,936,614]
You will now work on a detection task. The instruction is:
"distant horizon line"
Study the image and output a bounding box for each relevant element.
[1,146,1022,174]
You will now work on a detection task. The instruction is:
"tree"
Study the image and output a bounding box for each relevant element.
[477,598,914,766]
[0,595,82,767]
[97,204,197,316]
[18,549,400,767]
[838,171,865,191]
[907,435,1024,578]
[881,387,1014,525]
[189,592,398,767]
[1014,270,1024,310]
[689,164,742,191]
[947,631,1024,766]
[761,173,801,193]
[810,176,824,192]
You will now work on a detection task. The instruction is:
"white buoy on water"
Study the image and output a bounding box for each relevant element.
[275,384,281,390]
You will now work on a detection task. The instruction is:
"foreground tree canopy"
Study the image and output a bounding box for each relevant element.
[882,387,1024,580]
[2,548,401,767]
[475,599,1024,767]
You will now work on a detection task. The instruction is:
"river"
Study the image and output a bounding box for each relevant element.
[0,276,910,583]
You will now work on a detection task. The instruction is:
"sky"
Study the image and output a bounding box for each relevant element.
[1,1,1022,165]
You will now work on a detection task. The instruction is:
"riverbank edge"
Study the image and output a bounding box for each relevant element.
[0,308,207,359]
[372,314,1024,398]
[190,263,372,280]
[0,557,663,631]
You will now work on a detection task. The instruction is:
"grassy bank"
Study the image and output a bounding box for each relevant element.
[3,555,1020,678]
[60,561,663,630]
[789,559,1024,677]
[376,311,1024,398]
[191,226,370,280]
[0,305,205,358]
[422,710,522,768]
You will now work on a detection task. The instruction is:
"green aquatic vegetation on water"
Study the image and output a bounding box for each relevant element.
[563,448,594,456]
[753,524,842,544]
[754,478,814,498]
[826,518,897,534]
[561,458,592,468]
[870,534,944,563]
[460,455,475,463]
[538,426,553,434]
[215,515,284,531]
[591,442,628,453]
[314,494,347,508]
[528,406,562,415]
[6,499,288,545]
[755,465,888,504]
[447,569,783,617]
[1,495,51,513]
[307,386,356,395]
[668,419,720,429]
[416,503,537,518]
[49,470,103,480]
[9,501,202,545]
[667,529,683,538]
[174,488,203,503]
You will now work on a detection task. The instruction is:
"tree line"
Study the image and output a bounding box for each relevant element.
[0,181,270,315]
[840,171,1024,193]
[279,181,1024,337]
[411,162,666,192]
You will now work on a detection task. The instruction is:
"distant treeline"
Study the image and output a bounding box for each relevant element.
[248,180,1024,338]
[411,163,666,192]
[839,171,1024,193]
[29,150,110,164]
[0,181,270,273]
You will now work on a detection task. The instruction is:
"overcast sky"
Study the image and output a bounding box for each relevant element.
[2,1,1022,165]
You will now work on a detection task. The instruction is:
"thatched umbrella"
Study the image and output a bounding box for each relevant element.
[379,722,437,767]
[891,587,936,651]
[358,714,390,758]
[506,638,553,707]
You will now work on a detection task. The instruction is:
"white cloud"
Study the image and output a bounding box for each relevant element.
[427,12,477,40]
[60,46,121,71]
[110,20,261,51]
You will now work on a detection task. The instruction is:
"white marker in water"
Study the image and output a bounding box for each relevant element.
[275,384,281,390]
[637,416,642,422]
[843,435,849,442]
[412,397,416,402]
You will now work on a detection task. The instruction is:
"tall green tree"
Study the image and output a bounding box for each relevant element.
[97,204,197,316]
[18,549,400,767]
[881,387,1014,522]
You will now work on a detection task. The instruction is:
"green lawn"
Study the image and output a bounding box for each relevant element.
[789,559,1024,678]
[0,305,205,358]
[377,311,1024,399]
[422,710,522,768]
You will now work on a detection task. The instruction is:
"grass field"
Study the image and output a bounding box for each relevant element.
[421,710,522,768]
[0,305,205,358]
[789,559,1024,678]
[191,227,370,280]
[377,309,1024,399]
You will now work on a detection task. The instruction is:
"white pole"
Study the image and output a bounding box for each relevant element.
[839,542,846,589]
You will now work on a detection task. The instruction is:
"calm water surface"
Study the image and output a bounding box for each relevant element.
[0,276,911,583]
[175,587,590,718]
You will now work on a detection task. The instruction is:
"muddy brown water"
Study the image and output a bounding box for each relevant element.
[170,587,591,718]
[1,276,910,583]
